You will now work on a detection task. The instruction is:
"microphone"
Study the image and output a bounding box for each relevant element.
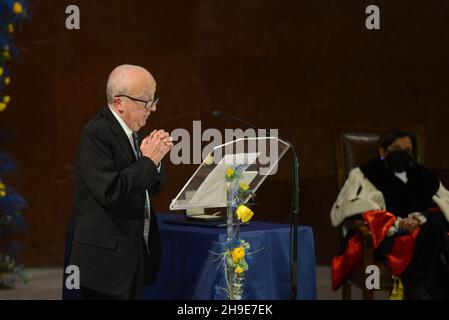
[213,110,297,159]
[213,110,261,133]
[212,110,223,118]
[212,109,300,300]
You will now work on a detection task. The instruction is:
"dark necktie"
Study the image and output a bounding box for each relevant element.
[133,131,150,252]
[132,132,142,159]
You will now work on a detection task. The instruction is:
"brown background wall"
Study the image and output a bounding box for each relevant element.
[1,0,449,267]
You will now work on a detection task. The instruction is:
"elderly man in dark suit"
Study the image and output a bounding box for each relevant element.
[70,64,173,299]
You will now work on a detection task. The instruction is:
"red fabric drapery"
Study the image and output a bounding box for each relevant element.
[332,210,419,290]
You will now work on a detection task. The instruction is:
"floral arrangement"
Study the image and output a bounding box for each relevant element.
[225,166,255,221]
[213,165,261,300]
[0,0,30,288]
[0,0,30,112]
[0,151,29,288]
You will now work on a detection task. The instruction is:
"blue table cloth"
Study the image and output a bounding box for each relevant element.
[63,213,317,300]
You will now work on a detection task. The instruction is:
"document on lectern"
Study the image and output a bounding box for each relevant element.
[189,153,259,207]
[170,137,290,211]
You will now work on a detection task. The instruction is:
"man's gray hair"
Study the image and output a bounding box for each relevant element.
[106,64,148,104]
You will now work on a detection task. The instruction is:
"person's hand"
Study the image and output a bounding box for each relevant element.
[398,217,420,233]
[140,130,173,165]
[152,129,174,155]
[153,129,173,147]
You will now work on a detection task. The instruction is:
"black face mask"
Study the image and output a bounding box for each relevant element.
[385,150,413,173]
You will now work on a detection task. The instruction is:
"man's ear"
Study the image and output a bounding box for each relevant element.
[113,97,124,112]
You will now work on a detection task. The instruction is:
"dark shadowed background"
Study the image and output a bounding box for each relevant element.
[1,0,449,267]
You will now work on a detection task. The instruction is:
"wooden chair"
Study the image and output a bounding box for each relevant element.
[333,126,425,300]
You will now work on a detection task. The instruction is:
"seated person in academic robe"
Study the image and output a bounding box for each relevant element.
[330,129,449,299]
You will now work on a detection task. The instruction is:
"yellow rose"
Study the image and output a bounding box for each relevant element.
[203,154,214,165]
[226,167,234,178]
[7,24,14,33]
[13,2,23,14]
[0,103,7,112]
[3,96,10,104]
[236,205,254,223]
[231,246,245,262]
[0,182,6,197]
[4,77,10,85]
[239,182,249,191]
[235,266,244,274]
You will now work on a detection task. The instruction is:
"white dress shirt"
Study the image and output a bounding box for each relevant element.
[394,171,408,184]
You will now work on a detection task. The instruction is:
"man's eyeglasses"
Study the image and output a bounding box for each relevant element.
[115,94,160,110]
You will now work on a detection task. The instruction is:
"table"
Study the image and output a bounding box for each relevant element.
[63,213,317,300]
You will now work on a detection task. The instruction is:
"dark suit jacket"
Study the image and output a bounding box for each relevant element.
[70,106,164,295]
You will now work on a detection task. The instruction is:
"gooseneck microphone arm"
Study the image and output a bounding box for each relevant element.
[213,110,300,300]
[213,110,263,135]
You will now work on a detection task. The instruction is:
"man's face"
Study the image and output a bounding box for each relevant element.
[113,71,157,132]
[120,92,156,132]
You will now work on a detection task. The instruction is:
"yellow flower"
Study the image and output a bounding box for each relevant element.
[3,51,10,60]
[231,246,245,262]
[0,103,7,112]
[235,266,244,274]
[13,2,23,14]
[203,154,214,165]
[236,205,254,223]
[3,96,10,104]
[0,182,6,197]
[239,182,249,191]
[7,24,14,33]
[390,277,404,300]
[4,77,10,85]
[226,167,234,178]
[0,67,3,77]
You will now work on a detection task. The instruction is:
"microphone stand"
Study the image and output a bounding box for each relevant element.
[213,111,300,300]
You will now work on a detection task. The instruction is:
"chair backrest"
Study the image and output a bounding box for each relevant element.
[334,126,426,189]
